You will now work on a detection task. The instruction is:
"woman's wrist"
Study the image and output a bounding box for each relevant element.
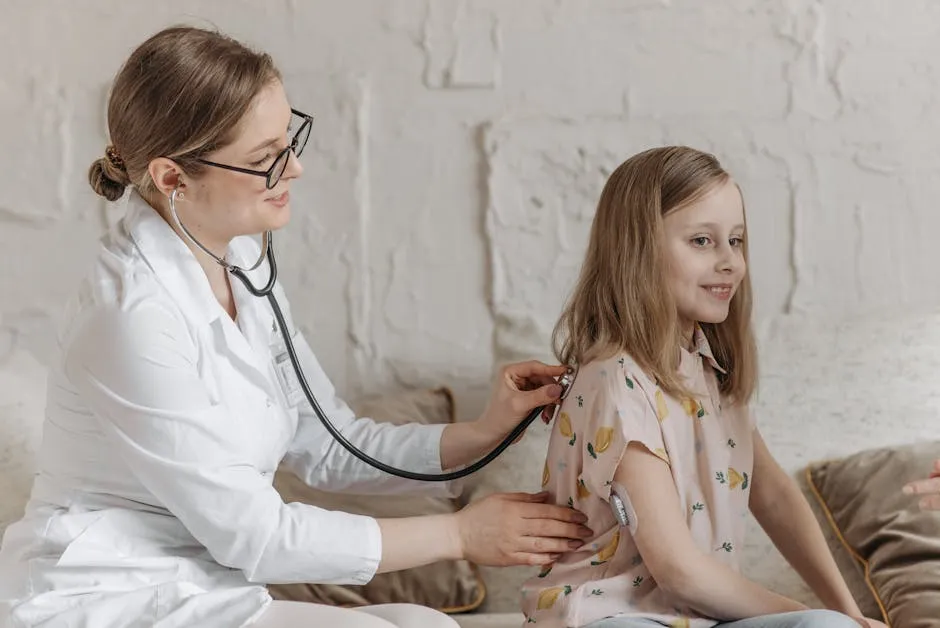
[375,513,464,573]
[440,421,503,470]
[444,511,466,561]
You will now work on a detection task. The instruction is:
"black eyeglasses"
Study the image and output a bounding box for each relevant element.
[197,108,313,189]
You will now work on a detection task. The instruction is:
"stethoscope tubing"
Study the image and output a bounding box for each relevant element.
[169,188,570,481]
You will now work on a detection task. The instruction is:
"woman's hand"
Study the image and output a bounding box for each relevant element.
[477,360,568,442]
[452,492,591,566]
[439,360,568,470]
[902,458,940,510]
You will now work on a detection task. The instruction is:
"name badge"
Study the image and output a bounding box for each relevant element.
[273,349,306,408]
[269,317,306,408]
[272,341,304,408]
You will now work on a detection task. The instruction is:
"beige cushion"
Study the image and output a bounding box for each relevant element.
[807,441,940,628]
[798,472,881,618]
[268,387,486,613]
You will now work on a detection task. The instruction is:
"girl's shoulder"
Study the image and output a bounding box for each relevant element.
[577,352,657,393]
[573,353,661,421]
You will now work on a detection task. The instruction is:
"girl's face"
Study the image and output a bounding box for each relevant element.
[662,179,747,341]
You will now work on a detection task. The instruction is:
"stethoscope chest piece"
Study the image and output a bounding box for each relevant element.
[549,366,578,423]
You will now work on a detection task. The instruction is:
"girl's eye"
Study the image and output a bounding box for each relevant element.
[691,236,711,247]
[730,237,745,247]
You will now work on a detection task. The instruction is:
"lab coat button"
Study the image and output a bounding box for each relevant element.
[265,398,273,407]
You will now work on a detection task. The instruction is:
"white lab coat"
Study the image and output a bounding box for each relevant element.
[0,192,456,628]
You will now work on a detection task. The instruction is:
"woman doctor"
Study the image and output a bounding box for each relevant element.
[0,26,591,628]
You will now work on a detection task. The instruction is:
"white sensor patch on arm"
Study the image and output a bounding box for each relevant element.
[609,481,639,535]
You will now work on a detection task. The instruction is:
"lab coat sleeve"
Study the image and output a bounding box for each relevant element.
[281,329,459,497]
[65,301,382,585]
[275,282,460,497]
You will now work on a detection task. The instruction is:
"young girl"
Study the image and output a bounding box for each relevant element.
[521,147,888,628]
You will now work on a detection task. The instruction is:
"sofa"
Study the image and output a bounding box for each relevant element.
[2,309,939,628]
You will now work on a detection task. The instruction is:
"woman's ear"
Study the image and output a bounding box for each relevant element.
[148,157,185,198]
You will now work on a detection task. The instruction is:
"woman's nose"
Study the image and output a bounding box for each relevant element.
[284,150,304,180]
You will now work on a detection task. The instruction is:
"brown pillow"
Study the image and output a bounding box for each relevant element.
[268,387,486,614]
[798,472,881,618]
[806,441,940,628]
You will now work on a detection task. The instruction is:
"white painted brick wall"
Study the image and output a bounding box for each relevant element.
[5,1,940,403]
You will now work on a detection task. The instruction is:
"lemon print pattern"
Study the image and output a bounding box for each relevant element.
[591,529,620,565]
[670,618,691,628]
[681,397,706,418]
[577,478,591,499]
[595,427,613,453]
[586,426,613,459]
[558,411,577,445]
[655,389,669,422]
[727,467,749,490]
[536,585,572,610]
[542,461,550,487]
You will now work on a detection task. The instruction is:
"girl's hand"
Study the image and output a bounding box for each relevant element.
[851,617,888,628]
[902,458,940,510]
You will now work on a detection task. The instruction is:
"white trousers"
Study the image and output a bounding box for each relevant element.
[251,600,461,628]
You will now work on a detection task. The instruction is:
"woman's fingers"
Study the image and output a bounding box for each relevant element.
[502,362,569,392]
[523,517,593,540]
[903,475,940,510]
[504,491,550,502]
[520,501,589,523]
[931,458,940,477]
[457,492,593,567]
[903,476,940,496]
[509,552,562,566]
[503,360,569,379]
[514,535,584,555]
[918,493,940,511]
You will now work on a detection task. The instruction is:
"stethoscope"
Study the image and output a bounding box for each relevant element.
[169,188,576,482]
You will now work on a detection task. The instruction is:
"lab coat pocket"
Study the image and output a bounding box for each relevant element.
[55,509,191,571]
[47,509,109,567]
[55,510,134,568]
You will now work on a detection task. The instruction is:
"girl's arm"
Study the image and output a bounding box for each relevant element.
[617,443,808,620]
[748,430,863,616]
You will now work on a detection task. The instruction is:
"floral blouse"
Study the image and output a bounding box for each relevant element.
[521,329,755,627]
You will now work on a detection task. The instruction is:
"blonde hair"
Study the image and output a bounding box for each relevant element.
[552,146,757,404]
[88,26,281,201]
